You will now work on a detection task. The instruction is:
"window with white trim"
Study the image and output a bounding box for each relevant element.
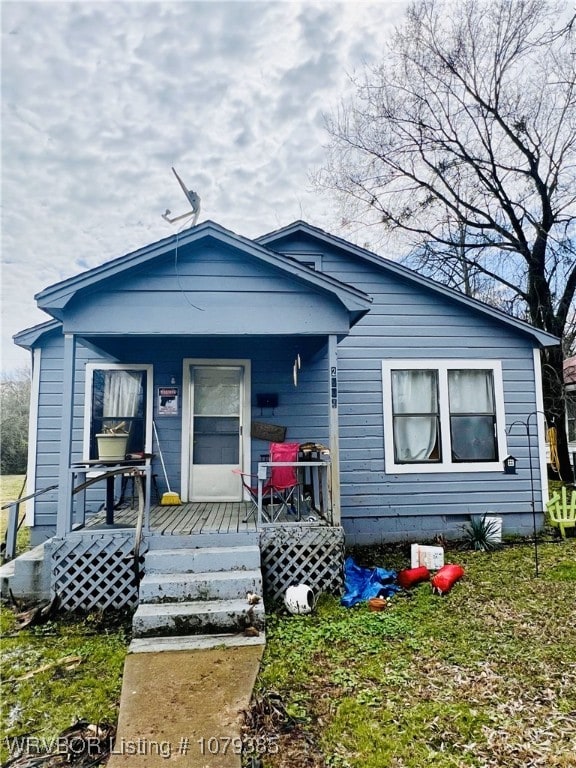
[382,360,507,473]
[84,364,153,460]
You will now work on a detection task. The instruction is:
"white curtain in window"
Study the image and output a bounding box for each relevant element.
[103,371,141,419]
[392,370,438,461]
[448,370,494,413]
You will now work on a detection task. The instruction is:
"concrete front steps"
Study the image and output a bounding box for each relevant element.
[0,542,51,601]
[131,538,265,651]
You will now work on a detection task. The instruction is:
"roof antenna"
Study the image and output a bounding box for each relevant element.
[162,167,201,226]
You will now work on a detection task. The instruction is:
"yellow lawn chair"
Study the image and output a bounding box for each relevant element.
[546,486,576,539]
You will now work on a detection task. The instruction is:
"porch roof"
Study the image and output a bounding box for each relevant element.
[34,220,372,324]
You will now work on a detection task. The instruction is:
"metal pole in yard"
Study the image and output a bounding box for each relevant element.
[507,411,545,578]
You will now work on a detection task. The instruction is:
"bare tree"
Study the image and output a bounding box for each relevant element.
[320,0,576,481]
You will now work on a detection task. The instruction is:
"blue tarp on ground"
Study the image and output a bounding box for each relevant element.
[341,556,399,607]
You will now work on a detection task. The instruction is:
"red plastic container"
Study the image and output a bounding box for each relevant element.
[431,564,465,595]
[397,566,430,589]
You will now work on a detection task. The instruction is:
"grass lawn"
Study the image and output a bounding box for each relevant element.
[0,474,131,766]
[1,474,30,554]
[0,608,131,765]
[255,539,576,768]
[1,487,574,767]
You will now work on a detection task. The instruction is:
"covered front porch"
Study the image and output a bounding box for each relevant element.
[28,223,371,544]
[48,496,344,613]
[15,222,373,614]
[53,332,343,541]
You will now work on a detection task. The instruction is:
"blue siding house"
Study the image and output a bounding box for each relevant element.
[15,220,558,553]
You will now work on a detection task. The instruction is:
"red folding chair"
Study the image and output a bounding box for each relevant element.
[234,442,301,522]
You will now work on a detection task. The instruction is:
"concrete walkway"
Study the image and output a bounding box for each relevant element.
[107,642,264,768]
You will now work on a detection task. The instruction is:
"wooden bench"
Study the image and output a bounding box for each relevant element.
[545,487,576,539]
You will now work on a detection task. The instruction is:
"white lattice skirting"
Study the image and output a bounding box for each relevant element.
[49,533,146,611]
[260,525,345,604]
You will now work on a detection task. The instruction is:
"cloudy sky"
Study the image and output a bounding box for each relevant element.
[1,0,409,373]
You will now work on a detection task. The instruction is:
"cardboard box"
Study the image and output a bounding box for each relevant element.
[411,544,444,570]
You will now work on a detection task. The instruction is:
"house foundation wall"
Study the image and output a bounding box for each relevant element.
[30,526,56,547]
[342,512,544,546]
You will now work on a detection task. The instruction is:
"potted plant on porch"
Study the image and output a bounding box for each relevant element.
[96,421,129,461]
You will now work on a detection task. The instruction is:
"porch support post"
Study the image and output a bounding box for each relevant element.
[57,333,76,536]
[328,334,341,525]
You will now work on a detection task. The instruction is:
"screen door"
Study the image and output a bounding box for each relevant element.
[188,365,243,500]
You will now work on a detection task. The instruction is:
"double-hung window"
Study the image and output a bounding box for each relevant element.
[382,360,506,473]
[84,364,153,460]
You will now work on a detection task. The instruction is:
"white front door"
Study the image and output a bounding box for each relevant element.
[188,364,245,501]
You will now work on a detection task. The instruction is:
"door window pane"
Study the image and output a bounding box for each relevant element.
[90,369,146,458]
[192,366,242,466]
[193,417,240,464]
[194,368,240,415]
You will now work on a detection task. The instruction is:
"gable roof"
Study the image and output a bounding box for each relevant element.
[13,318,62,349]
[257,220,560,349]
[35,220,371,322]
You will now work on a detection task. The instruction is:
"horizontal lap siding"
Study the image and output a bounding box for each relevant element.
[88,336,329,494]
[249,341,329,470]
[65,243,348,336]
[66,292,348,335]
[33,335,109,528]
[283,238,542,533]
[34,334,64,526]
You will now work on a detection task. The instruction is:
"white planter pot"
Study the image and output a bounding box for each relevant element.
[96,433,129,461]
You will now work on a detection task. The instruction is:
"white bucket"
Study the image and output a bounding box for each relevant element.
[96,433,129,461]
[484,515,503,543]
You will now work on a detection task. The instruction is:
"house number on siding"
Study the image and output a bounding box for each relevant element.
[331,366,338,409]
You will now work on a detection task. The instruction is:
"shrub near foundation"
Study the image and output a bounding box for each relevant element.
[462,514,502,551]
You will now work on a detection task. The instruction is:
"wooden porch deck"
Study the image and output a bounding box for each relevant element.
[85,501,259,535]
